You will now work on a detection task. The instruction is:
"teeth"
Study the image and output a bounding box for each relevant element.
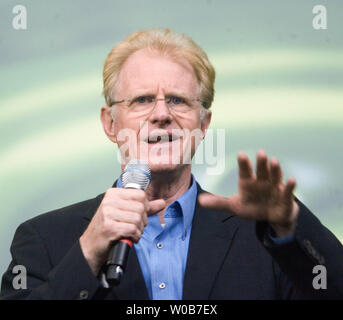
[147,135,179,143]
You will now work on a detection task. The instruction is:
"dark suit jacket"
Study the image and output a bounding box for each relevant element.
[1,184,343,300]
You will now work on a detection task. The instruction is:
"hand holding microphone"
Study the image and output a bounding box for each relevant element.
[105,160,153,286]
[79,160,165,283]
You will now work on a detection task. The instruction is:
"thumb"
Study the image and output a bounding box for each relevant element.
[147,199,166,216]
[198,193,240,214]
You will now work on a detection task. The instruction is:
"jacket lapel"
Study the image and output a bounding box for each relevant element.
[182,187,240,300]
[110,247,150,300]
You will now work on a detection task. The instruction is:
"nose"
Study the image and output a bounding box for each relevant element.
[148,98,172,126]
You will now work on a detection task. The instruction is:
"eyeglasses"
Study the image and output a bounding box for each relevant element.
[109,95,205,114]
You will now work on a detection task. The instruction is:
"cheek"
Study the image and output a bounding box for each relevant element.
[114,112,141,135]
[113,117,141,149]
[175,110,202,128]
[182,117,202,132]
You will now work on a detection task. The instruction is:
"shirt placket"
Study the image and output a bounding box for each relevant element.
[150,206,181,299]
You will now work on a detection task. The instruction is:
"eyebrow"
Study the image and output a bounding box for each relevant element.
[129,90,191,99]
[127,90,155,100]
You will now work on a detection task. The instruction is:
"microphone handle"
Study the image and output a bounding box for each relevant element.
[105,239,132,286]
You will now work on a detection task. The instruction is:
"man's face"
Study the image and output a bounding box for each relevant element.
[101,48,211,173]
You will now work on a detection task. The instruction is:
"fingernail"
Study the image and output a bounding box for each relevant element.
[257,149,265,156]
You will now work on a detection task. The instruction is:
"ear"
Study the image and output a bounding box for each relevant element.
[100,105,117,143]
[201,109,212,139]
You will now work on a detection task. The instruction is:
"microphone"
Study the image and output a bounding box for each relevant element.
[105,159,151,286]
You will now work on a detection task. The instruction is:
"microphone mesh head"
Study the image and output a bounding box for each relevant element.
[121,159,151,190]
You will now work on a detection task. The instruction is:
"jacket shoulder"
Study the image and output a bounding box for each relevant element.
[19,193,105,242]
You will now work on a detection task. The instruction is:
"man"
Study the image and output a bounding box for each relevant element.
[1,28,343,300]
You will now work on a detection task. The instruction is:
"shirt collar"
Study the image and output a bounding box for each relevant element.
[173,174,197,236]
[115,173,198,237]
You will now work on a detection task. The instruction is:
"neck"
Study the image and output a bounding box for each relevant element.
[145,165,192,223]
[147,165,192,203]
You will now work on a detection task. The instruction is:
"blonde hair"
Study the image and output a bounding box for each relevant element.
[102,28,215,110]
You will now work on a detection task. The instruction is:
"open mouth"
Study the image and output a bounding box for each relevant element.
[146,134,180,144]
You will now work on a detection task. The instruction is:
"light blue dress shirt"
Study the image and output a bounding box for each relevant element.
[116,174,197,300]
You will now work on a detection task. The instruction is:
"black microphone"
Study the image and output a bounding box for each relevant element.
[105,159,151,286]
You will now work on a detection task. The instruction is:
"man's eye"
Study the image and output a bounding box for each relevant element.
[170,96,185,105]
[135,96,153,104]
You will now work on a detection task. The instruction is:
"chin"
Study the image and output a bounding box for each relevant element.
[132,141,194,173]
[147,158,188,174]
[148,159,178,172]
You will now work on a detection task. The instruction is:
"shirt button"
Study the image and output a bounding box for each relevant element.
[156,242,163,249]
[159,282,166,289]
[79,290,89,300]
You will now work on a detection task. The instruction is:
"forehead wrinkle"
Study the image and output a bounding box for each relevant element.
[116,49,199,99]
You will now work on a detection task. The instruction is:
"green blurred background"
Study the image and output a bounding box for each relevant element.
[1,0,342,276]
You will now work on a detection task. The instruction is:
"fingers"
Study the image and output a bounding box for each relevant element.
[110,221,143,243]
[284,177,296,205]
[239,150,283,185]
[111,210,146,228]
[147,199,166,216]
[256,150,270,181]
[106,198,147,216]
[280,177,298,223]
[270,157,282,185]
[106,188,146,202]
[198,193,240,213]
[237,152,255,179]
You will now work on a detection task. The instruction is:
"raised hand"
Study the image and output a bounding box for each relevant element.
[198,150,299,237]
